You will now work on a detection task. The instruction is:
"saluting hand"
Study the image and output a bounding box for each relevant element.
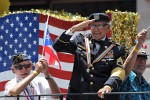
[70,19,95,33]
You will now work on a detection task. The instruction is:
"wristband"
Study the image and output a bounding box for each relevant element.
[45,74,53,80]
[33,71,39,76]
[133,47,139,53]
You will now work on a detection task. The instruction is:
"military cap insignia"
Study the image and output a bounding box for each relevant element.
[12,53,30,65]
[93,13,100,20]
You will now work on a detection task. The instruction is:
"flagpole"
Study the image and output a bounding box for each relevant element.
[41,15,50,59]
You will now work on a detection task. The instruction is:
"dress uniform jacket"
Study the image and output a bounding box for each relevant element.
[53,32,126,100]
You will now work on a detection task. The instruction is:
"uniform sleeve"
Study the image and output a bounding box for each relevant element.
[52,31,77,54]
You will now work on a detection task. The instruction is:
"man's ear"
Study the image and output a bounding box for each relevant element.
[11,66,16,74]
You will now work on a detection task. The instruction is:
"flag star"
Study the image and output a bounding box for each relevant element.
[10,33,13,38]
[29,33,32,38]
[0,46,3,51]
[19,33,23,37]
[33,51,36,55]
[19,43,22,48]
[19,22,23,27]
[5,41,8,45]
[5,29,9,33]
[33,28,37,33]
[9,44,13,48]
[28,55,31,59]
[28,44,32,48]
[33,40,37,45]
[8,55,12,59]
[0,57,2,61]
[14,49,18,53]
[33,16,37,21]
[3,62,7,67]
[23,50,27,54]
[4,50,7,55]
[10,23,14,27]
[29,22,32,27]
[0,35,3,39]
[24,27,28,32]
[1,25,4,30]
[24,38,27,43]
[16,16,19,21]
[6,19,9,23]
[14,39,18,43]
[15,27,19,32]
[33,62,36,66]
[25,16,28,20]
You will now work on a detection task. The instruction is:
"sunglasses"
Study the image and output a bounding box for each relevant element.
[90,24,109,29]
[14,63,31,70]
[137,55,147,60]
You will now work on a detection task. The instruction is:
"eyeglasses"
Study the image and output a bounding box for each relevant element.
[14,63,31,70]
[90,24,109,29]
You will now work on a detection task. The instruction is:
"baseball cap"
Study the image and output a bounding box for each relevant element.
[88,13,110,22]
[137,49,149,60]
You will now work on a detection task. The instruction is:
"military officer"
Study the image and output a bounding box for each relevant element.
[53,13,126,100]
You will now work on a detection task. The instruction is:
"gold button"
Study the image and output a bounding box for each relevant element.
[90,74,93,77]
[87,69,90,73]
[90,82,93,85]
[92,67,94,70]
[106,62,108,65]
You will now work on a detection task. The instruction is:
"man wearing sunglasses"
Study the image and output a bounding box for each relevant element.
[119,29,150,99]
[53,13,126,100]
[4,53,60,100]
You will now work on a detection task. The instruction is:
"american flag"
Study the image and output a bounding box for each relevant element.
[0,12,82,96]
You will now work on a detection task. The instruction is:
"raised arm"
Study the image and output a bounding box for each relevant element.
[123,29,147,77]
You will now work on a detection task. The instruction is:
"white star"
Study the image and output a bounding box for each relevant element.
[33,17,37,21]
[10,33,13,38]
[14,39,18,43]
[9,44,13,48]
[20,22,23,27]
[5,41,8,45]
[0,35,3,39]
[29,33,32,38]
[3,62,7,67]
[19,33,23,37]
[33,28,37,33]
[28,44,32,48]
[6,19,9,23]
[24,27,28,32]
[29,22,32,27]
[28,55,31,59]
[15,27,19,32]
[1,25,4,30]
[4,50,7,55]
[19,43,22,48]
[16,16,19,21]
[0,47,3,51]
[0,57,2,61]
[25,16,28,20]
[8,55,12,59]
[33,40,37,45]
[5,29,9,33]
[24,38,27,43]
[10,23,14,27]
[23,50,27,54]
[33,51,36,55]
[14,49,18,53]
